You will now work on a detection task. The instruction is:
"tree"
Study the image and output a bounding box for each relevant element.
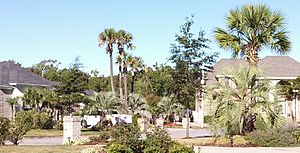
[22,88,44,112]
[98,28,118,94]
[206,67,283,137]
[158,96,184,123]
[84,92,120,116]
[126,55,144,94]
[169,16,218,137]
[116,30,134,104]
[125,94,146,115]
[6,97,20,120]
[214,4,291,66]
[27,59,61,81]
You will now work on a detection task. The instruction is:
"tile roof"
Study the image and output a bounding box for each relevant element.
[207,56,300,84]
[0,61,56,86]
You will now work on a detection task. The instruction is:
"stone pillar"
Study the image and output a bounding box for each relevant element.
[63,116,81,143]
[156,117,165,128]
[182,118,188,128]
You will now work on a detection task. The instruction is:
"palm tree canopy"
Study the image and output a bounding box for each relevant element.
[84,92,121,115]
[116,30,134,51]
[98,28,117,54]
[214,4,291,65]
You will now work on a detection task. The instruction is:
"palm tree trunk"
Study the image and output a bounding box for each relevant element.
[123,73,128,107]
[119,65,123,102]
[131,71,135,94]
[109,53,115,94]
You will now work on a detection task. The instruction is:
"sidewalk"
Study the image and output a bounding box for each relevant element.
[197,146,300,153]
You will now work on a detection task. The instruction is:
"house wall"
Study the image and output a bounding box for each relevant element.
[0,90,11,118]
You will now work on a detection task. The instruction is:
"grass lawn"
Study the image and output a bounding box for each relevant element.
[0,145,89,153]
[25,129,100,137]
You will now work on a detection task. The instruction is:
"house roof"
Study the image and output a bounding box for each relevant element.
[0,61,56,86]
[207,56,300,84]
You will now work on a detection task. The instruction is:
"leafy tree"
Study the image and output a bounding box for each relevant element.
[206,67,283,137]
[169,15,218,137]
[88,75,110,92]
[27,59,61,81]
[214,4,291,66]
[22,88,44,112]
[55,57,89,95]
[147,64,174,97]
[98,28,118,94]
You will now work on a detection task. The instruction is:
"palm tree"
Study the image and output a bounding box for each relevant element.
[158,96,184,123]
[6,97,20,120]
[214,4,291,66]
[206,67,283,136]
[98,28,117,94]
[116,30,134,103]
[124,94,146,115]
[84,92,120,115]
[126,55,144,94]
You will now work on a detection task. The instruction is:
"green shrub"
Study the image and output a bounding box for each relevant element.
[53,121,63,130]
[232,135,249,146]
[215,136,231,146]
[9,111,34,145]
[32,112,53,129]
[132,113,142,126]
[143,146,166,153]
[109,124,142,153]
[0,117,10,145]
[291,128,300,143]
[89,129,110,142]
[169,143,194,153]
[143,127,173,153]
[204,115,211,123]
[245,130,298,147]
[107,143,133,153]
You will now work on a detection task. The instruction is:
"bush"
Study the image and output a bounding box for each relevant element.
[0,117,10,145]
[143,146,166,153]
[109,124,142,153]
[53,121,63,130]
[9,111,34,145]
[232,135,249,146]
[291,128,300,143]
[204,115,211,123]
[215,136,231,146]
[132,113,141,126]
[32,111,53,129]
[169,143,194,153]
[245,130,298,147]
[107,143,133,153]
[89,129,110,142]
[143,127,173,153]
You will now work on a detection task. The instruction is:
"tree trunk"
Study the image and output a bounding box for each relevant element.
[109,53,115,94]
[119,64,123,103]
[131,71,135,94]
[185,108,190,138]
[123,74,128,107]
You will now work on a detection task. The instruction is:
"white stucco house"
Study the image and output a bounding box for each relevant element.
[0,61,56,118]
[205,56,300,122]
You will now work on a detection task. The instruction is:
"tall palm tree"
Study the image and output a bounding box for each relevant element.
[126,55,144,94]
[116,30,134,103]
[98,28,117,94]
[206,67,283,136]
[214,4,291,66]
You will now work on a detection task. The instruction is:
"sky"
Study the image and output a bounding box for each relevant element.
[0,0,299,76]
